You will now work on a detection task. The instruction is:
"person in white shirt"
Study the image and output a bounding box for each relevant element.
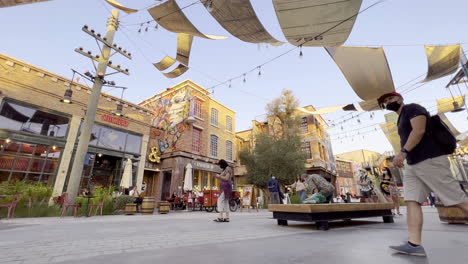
[129,186,142,212]
[290,176,308,203]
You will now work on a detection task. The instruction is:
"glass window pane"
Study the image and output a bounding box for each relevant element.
[0,156,14,170]
[97,126,126,151]
[125,133,142,154]
[13,157,30,171]
[0,101,69,138]
[30,159,46,172]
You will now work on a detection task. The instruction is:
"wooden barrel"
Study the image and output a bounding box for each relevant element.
[159,201,170,214]
[436,202,468,224]
[124,203,137,215]
[141,197,155,215]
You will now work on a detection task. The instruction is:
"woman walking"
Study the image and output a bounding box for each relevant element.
[290,176,308,203]
[213,159,232,222]
[382,167,402,216]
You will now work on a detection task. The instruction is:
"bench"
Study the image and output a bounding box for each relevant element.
[268,203,394,230]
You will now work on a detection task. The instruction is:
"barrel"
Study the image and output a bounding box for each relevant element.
[124,203,137,215]
[141,197,155,215]
[436,202,468,224]
[159,201,170,214]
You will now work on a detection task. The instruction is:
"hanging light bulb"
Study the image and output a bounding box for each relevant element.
[228,80,232,88]
[451,101,465,113]
[258,66,262,77]
[357,118,361,124]
[204,0,214,12]
[155,24,159,30]
[243,74,246,83]
[341,126,343,131]
[138,23,143,33]
[299,45,303,58]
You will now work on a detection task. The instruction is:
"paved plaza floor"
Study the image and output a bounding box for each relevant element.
[0,207,466,264]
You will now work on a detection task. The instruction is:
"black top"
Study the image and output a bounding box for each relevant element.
[397,104,444,165]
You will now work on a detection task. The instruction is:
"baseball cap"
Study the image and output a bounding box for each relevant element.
[377,91,402,108]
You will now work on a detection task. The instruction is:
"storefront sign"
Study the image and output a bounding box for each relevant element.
[192,161,216,171]
[148,146,161,163]
[101,114,129,127]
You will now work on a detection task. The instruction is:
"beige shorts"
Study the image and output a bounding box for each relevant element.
[403,155,468,206]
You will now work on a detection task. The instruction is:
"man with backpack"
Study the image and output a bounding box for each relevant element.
[378,92,468,257]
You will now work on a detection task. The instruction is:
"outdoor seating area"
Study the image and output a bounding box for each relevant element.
[269,203,394,230]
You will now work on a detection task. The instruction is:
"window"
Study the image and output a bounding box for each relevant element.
[226,116,232,132]
[211,108,218,126]
[300,117,308,134]
[210,135,218,157]
[81,124,142,154]
[226,140,233,161]
[191,99,202,118]
[0,139,61,184]
[192,128,202,152]
[0,101,69,138]
[125,133,142,154]
[301,141,311,159]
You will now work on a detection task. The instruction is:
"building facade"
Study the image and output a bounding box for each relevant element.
[234,105,336,183]
[0,53,152,198]
[334,158,358,195]
[139,80,236,201]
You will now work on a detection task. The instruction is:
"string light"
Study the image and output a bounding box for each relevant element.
[243,74,246,83]
[299,45,303,58]
[229,80,232,88]
[258,66,262,77]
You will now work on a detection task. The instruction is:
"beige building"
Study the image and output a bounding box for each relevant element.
[0,53,153,198]
[139,80,236,200]
[235,105,336,181]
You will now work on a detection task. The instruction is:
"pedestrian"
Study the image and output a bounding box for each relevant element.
[289,176,308,203]
[378,91,468,257]
[213,159,232,222]
[357,169,373,202]
[428,192,436,207]
[381,167,401,216]
[129,186,142,212]
[267,175,280,204]
[303,174,335,203]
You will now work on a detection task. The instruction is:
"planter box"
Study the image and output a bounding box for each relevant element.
[436,202,468,224]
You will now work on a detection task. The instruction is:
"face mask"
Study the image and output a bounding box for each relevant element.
[385,101,401,112]
[272,176,275,180]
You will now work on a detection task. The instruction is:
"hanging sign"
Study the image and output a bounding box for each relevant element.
[101,114,129,127]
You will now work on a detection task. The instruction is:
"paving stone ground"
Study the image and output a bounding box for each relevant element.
[0,207,466,264]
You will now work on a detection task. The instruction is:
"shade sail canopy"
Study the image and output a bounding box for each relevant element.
[0,0,51,8]
[423,45,460,82]
[105,0,138,14]
[148,0,227,40]
[436,95,465,113]
[326,46,395,102]
[204,0,283,45]
[273,0,362,47]
[163,64,189,78]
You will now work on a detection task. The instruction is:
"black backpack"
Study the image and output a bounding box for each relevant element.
[429,115,457,155]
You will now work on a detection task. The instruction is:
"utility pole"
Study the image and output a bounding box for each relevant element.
[66,9,131,203]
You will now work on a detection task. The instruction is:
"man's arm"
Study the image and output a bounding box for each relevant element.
[394,115,426,168]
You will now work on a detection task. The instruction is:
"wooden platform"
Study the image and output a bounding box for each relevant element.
[268,203,394,230]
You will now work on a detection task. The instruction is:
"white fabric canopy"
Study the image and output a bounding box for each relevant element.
[183,163,193,191]
[326,46,395,101]
[273,0,362,47]
[0,0,51,8]
[148,0,227,40]
[205,0,283,45]
[422,45,460,82]
[120,158,133,189]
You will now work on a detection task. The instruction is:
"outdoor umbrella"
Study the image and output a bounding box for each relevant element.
[120,158,133,189]
[183,163,193,191]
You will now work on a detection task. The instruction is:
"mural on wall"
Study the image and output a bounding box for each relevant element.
[147,88,193,153]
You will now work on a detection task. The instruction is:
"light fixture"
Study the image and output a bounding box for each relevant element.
[5,138,11,143]
[451,101,465,113]
[113,104,123,116]
[61,88,73,104]
[97,153,103,158]
[52,145,57,150]
[186,116,196,124]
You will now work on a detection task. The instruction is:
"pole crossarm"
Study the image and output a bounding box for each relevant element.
[82,25,132,60]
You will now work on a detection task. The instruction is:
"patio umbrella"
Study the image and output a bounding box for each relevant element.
[183,163,193,191]
[120,158,133,189]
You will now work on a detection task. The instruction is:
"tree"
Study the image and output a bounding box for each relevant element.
[240,89,306,188]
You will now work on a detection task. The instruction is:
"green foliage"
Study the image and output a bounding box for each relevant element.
[113,195,134,211]
[240,132,306,188]
[289,193,302,204]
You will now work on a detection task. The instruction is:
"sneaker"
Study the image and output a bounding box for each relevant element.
[389,242,426,257]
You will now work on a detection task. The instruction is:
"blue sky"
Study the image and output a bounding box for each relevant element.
[1,0,467,155]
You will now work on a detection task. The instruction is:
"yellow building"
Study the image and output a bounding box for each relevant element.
[139,80,236,200]
[235,105,336,181]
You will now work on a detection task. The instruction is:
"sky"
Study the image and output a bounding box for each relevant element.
[0,0,467,156]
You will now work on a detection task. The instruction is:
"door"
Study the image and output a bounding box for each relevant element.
[161,171,172,200]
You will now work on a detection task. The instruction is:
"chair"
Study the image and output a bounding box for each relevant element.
[88,197,105,216]
[60,193,80,217]
[0,194,21,219]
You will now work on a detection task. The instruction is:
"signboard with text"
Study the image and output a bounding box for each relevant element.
[100,114,129,127]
